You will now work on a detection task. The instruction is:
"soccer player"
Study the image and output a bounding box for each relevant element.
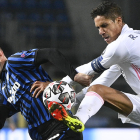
[0,48,92,140]
[46,1,140,132]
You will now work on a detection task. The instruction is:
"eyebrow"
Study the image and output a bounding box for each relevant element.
[96,23,108,29]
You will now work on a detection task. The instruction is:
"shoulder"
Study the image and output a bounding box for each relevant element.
[8,49,38,59]
[105,26,137,54]
[102,35,130,61]
[118,25,140,46]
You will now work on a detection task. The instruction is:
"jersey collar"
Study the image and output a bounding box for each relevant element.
[121,24,133,34]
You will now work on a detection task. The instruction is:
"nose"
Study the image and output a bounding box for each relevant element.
[99,28,105,35]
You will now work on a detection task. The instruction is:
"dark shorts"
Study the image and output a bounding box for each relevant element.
[35,119,83,140]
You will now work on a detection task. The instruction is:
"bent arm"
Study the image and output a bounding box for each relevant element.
[82,65,122,94]
[35,48,78,81]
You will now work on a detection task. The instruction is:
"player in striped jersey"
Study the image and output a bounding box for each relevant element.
[0,48,92,140]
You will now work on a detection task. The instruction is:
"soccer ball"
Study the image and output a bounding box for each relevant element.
[43,81,76,110]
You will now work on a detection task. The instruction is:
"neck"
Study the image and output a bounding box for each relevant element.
[122,22,125,28]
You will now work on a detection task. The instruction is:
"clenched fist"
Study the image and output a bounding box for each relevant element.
[74,73,94,87]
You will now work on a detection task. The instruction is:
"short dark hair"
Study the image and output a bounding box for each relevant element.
[91,1,125,22]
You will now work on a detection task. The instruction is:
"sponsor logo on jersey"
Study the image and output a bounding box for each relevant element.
[128,34,138,40]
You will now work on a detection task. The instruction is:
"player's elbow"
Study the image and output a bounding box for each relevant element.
[50,48,59,54]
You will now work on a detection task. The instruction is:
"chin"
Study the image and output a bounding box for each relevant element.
[107,39,114,44]
[106,41,110,44]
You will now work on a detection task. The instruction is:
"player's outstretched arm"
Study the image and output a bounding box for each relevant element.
[35,48,91,87]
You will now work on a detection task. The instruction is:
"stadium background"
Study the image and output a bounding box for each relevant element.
[0,0,140,139]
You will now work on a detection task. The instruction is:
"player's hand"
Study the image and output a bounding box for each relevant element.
[74,73,94,87]
[31,81,51,98]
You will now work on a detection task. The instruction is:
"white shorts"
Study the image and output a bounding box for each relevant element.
[118,93,140,126]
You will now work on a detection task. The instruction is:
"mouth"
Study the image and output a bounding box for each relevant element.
[103,36,110,43]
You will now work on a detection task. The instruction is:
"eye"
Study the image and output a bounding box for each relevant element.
[101,23,108,28]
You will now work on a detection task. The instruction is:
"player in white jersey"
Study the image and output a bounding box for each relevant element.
[47,1,140,132]
[31,1,140,132]
[73,1,140,128]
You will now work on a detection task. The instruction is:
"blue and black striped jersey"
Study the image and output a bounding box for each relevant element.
[0,49,53,129]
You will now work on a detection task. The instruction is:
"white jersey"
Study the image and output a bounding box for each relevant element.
[62,24,140,94]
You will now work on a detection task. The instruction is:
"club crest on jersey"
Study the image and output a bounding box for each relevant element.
[21,53,25,58]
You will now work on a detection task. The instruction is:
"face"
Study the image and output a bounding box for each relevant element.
[94,16,123,44]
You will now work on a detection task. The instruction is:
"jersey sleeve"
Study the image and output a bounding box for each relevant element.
[82,65,122,94]
[76,61,94,75]
[90,64,121,86]
[35,48,78,81]
[100,39,130,68]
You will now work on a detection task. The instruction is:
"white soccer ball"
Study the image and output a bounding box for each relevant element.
[43,81,76,110]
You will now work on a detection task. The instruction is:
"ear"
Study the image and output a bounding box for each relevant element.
[116,17,123,25]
